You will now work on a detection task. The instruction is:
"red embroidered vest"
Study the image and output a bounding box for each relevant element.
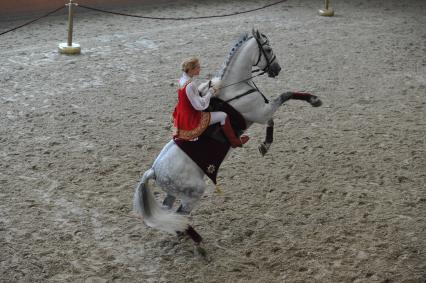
[172,82,210,140]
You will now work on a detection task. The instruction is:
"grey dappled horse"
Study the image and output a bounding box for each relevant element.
[134,29,321,243]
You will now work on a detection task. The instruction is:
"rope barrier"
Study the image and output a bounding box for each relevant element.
[0,6,65,36]
[77,0,288,20]
[0,0,288,37]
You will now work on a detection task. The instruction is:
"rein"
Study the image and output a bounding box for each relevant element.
[218,70,266,90]
[217,70,269,104]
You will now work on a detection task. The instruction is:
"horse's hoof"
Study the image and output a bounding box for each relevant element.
[258,143,267,156]
[176,204,190,215]
[309,96,322,107]
[186,226,202,243]
[195,245,208,258]
[176,231,186,239]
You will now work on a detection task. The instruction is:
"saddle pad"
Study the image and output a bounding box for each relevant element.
[173,98,245,184]
[208,97,247,131]
[174,134,230,184]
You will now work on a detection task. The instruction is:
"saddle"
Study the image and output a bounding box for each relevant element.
[173,98,247,184]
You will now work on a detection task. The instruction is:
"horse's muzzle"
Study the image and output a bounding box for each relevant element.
[268,63,281,78]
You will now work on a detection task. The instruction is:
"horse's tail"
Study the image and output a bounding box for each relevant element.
[133,168,189,234]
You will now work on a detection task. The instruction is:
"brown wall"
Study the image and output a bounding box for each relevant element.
[0,0,164,20]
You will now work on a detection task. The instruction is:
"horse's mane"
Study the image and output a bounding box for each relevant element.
[218,33,251,79]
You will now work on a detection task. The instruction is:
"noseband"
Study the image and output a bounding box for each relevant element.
[253,35,277,73]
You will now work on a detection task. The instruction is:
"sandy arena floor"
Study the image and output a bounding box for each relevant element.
[1,0,425,282]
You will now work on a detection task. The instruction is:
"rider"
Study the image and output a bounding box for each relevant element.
[172,57,249,148]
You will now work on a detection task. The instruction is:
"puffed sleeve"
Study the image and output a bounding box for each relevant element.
[185,82,213,111]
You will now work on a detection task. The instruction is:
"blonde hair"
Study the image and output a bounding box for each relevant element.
[181,57,199,73]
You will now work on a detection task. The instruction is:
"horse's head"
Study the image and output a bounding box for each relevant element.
[252,29,281,78]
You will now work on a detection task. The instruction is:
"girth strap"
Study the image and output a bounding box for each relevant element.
[225,82,269,104]
[225,89,257,104]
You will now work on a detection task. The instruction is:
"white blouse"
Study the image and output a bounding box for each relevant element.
[179,72,213,111]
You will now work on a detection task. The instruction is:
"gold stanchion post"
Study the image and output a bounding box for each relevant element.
[58,0,81,54]
[319,0,334,17]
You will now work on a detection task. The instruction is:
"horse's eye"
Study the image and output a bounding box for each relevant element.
[264,47,272,53]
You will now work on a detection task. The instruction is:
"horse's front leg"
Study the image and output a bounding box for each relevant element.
[255,92,293,156]
[252,92,321,156]
[276,91,322,107]
[258,119,274,156]
[291,92,322,107]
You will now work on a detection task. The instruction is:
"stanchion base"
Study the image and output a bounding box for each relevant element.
[319,8,334,17]
[58,43,81,54]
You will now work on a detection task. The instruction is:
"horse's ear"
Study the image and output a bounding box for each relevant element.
[256,30,261,39]
[252,28,260,39]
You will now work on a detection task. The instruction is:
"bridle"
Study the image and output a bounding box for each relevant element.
[219,35,277,90]
[216,34,278,104]
[253,34,277,74]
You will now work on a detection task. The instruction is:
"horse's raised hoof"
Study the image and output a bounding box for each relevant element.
[258,143,267,156]
[309,96,322,107]
[258,142,271,157]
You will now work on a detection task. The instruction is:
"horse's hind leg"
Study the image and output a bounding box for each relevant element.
[176,197,201,215]
[175,196,204,244]
[175,184,205,215]
[162,194,176,209]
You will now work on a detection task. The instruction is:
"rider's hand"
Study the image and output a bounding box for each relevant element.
[212,80,222,95]
[213,80,223,90]
[209,87,218,96]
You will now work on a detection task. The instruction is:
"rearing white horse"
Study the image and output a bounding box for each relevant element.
[133,29,321,243]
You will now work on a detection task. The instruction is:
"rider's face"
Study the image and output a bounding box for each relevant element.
[188,63,201,77]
